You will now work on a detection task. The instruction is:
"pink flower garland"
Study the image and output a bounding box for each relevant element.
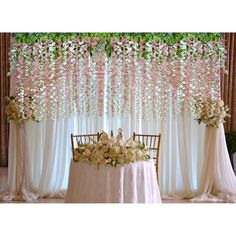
[110,52,118,117]
[15,45,25,102]
[23,46,31,97]
[96,61,105,116]
[140,57,147,119]
[121,46,129,114]
[130,51,136,117]
[43,41,51,118]
[84,52,91,115]
[73,38,80,114]
[29,45,39,119]
[160,45,169,117]
[65,42,72,115]
[151,52,158,118]
[55,41,62,117]
[139,40,147,119]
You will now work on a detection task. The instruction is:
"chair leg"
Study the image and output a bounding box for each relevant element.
[156,159,159,184]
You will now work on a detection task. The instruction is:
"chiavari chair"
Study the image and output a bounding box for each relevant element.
[133,132,161,183]
[71,133,100,159]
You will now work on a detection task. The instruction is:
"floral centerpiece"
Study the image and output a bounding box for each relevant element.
[73,128,150,167]
[5,96,38,124]
[192,97,230,128]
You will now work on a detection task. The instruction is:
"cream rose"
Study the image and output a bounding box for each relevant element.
[136,150,143,158]
[83,149,91,157]
[87,143,94,151]
[78,147,85,154]
[118,157,125,165]
[100,132,109,142]
[217,100,224,107]
[101,145,109,153]
[114,146,121,154]
[107,142,112,148]
[118,139,126,147]
[95,144,100,150]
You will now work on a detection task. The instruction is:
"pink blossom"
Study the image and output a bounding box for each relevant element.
[110,38,115,44]
[18,56,24,65]
[121,38,127,43]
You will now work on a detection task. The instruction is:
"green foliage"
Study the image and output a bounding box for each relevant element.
[11,33,224,61]
[13,32,223,45]
[225,132,236,154]
[105,43,112,57]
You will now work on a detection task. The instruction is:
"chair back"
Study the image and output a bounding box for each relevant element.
[133,132,161,182]
[71,133,100,158]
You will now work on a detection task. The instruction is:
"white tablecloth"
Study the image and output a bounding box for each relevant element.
[65,159,162,203]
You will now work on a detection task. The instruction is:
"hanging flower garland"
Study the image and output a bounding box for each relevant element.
[9,33,227,121]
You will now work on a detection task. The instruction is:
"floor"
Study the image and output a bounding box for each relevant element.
[0,167,7,191]
[0,167,191,203]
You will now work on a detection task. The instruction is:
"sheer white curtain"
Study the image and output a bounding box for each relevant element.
[8,100,236,202]
[6,116,75,198]
[5,98,207,199]
[7,96,235,201]
[159,110,206,199]
[190,123,236,202]
[24,117,74,197]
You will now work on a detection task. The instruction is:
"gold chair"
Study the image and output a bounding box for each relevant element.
[133,132,161,182]
[71,133,100,159]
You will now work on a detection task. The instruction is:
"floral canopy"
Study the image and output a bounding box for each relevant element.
[9,33,227,121]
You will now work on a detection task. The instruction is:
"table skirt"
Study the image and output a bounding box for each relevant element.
[65,159,162,203]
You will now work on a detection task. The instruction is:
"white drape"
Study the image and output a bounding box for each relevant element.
[3,108,236,201]
[24,117,74,197]
[3,116,74,199]
[159,111,206,199]
[191,123,236,202]
[65,160,161,203]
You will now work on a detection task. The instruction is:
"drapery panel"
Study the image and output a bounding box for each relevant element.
[8,109,205,198]
[159,110,206,198]
[221,33,236,132]
[0,33,10,167]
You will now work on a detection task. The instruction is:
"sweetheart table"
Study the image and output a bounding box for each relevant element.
[65,159,162,203]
